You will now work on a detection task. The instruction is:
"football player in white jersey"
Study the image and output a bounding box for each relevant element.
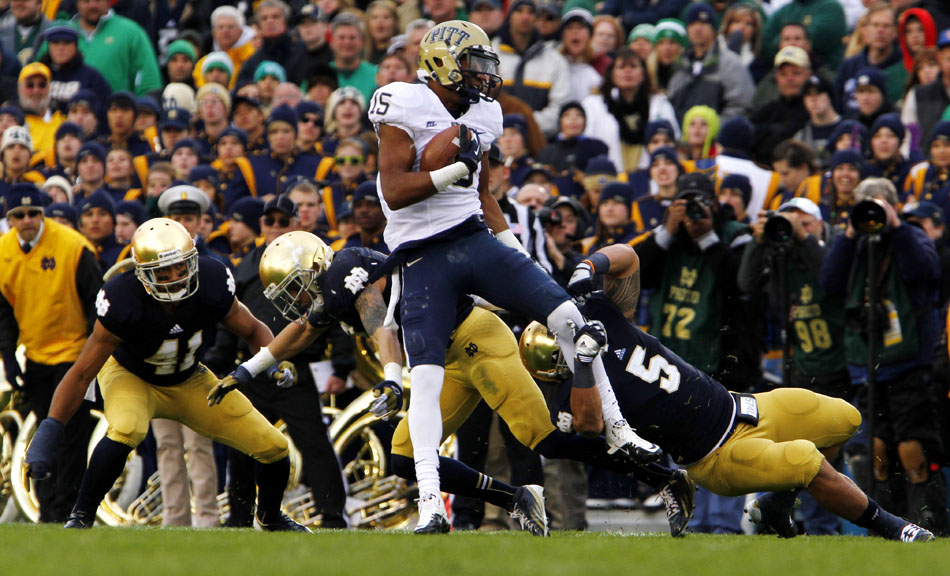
[368,20,660,534]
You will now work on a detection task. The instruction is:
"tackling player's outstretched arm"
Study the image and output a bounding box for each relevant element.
[600,245,642,322]
[221,298,276,354]
[264,320,329,363]
[377,124,442,210]
[355,278,402,369]
[48,321,121,424]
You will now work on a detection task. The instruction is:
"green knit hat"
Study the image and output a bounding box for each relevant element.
[561,0,596,17]
[167,39,196,62]
[654,18,687,47]
[628,23,656,45]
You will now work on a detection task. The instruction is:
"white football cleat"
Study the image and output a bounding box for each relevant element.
[605,418,662,463]
[414,493,450,534]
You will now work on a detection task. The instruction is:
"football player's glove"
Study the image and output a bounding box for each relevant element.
[369,380,403,421]
[456,124,482,174]
[268,360,297,389]
[207,365,253,406]
[567,262,596,305]
[2,349,23,391]
[26,417,65,480]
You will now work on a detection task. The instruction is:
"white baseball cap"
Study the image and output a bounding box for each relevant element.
[1,125,32,153]
[779,197,822,221]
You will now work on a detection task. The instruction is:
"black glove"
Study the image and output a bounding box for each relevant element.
[2,349,23,391]
[369,380,403,420]
[26,417,65,480]
[567,261,597,305]
[455,124,482,174]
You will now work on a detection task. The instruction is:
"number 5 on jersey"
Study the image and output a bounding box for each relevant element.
[626,345,680,393]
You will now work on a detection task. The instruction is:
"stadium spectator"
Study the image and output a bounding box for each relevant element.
[0,183,100,523]
[101,91,151,157]
[668,4,753,123]
[793,75,844,166]
[73,0,162,95]
[469,0,504,39]
[587,48,677,173]
[647,18,686,93]
[749,46,811,164]
[165,39,197,87]
[902,29,950,156]
[537,101,609,175]
[0,0,50,64]
[328,12,378,104]
[238,2,309,87]
[17,62,62,158]
[495,0,571,137]
[602,0,687,36]
[835,4,906,118]
[558,9,602,103]
[760,0,848,71]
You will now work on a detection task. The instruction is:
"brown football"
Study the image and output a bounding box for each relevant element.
[418,125,461,172]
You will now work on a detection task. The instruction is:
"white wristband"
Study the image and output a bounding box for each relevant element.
[496,229,530,256]
[695,231,720,251]
[429,162,471,192]
[243,346,277,377]
[383,362,403,385]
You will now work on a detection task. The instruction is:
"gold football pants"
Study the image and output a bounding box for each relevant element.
[392,307,556,457]
[98,357,288,463]
[686,388,861,496]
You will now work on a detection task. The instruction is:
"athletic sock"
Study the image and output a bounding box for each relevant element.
[72,437,133,516]
[534,431,675,487]
[854,497,909,540]
[391,454,516,509]
[758,489,800,513]
[255,456,290,518]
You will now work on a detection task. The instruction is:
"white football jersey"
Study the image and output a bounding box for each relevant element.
[368,81,503,250]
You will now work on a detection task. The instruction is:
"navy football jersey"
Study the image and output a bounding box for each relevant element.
[583,294,736,465]
[308,247,473,334]
[96,257,236,386]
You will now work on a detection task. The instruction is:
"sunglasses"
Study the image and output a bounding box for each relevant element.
[9,209,43,220]
[335,155,364,166]
[263,214,292,227]
[300,115,322,125]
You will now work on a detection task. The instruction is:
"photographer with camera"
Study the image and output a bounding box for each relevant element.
[820,178,948,535]
[636,171,759,533]
[738,197,849,535]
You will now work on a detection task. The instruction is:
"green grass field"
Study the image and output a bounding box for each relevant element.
[0,525,946,576]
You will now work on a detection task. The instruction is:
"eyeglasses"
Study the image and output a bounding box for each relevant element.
[263,214,292,227]
[24,81,47,89]
[335,155,364,166]
[300,115,322,125]
[9,209,42,220]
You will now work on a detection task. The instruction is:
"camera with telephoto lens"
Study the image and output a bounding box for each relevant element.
[684,195,710,220]
[537,206,561,227]
[763,211,793,243]
[851,198,889,235]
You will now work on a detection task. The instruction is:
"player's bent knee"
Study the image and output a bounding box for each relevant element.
[783,439,820,467]
[250,432,289,464]
[106,410,148,446]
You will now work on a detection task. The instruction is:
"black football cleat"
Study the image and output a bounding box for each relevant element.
[660,470,695,538]
[510,485,549,537]
[899,523,935,542]
[256,510,311,533]
[746,496,798,539]
[64,509,95,529]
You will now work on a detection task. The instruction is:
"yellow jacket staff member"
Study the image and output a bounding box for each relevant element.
[0,182,101,523]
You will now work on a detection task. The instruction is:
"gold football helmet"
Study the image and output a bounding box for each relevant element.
[418,20,501,103]
[259,231,334,322]
[519,321,570,383]
[130,218,199,302]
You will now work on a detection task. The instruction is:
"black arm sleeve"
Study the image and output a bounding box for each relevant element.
[0,291,18,352]
[75,247,103,335]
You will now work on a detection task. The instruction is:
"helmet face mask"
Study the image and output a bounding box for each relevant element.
[419,21,502,104]
[263,267,323,323]
[130,218,200,302]
[259,231,334,324]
